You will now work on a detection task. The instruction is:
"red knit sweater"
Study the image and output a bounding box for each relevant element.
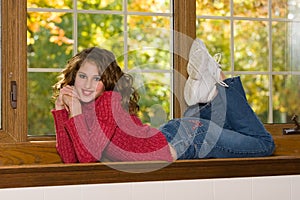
[52,91,173,163]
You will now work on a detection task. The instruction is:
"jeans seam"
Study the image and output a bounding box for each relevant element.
[210,141,274,155]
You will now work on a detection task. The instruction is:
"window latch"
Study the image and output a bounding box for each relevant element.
[283,114,300,135]
[10,81,17,109]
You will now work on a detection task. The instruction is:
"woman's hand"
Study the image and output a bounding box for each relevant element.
[55,85,82,117]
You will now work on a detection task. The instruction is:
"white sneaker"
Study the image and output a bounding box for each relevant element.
[184,77,218,106]
[184,39,228,106]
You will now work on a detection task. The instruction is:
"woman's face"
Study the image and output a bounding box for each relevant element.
[74,61,105,103]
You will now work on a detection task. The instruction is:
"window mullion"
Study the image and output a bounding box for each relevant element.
[173,0,196,118]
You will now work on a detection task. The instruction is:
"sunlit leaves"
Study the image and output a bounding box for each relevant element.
[196,0,300,122]
[27,0,172,135]
[128,0,170,12]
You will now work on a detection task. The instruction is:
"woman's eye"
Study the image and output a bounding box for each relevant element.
[79,74,86,79]
[94,77,101,81]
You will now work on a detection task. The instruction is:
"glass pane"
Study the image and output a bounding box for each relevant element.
[273,75,300,123]
[290,21,300,72]
[27,11,73,136]
[196,0,230,16]
[27,12,73,68]
[196,19,231,71]
[233,0,268,17]
[239,74,270,123]
[272,0,289,18]
[77,0,122,10]
[234,20,269,71]
[272,0,300,20]
[28,72,60,136]
[27,0,72,9]
[127,16,171,70]
[77,13,124,55]
[131,72,171,128]
[128,0,170,13]
[272,21,289,71]
[272,21,300,72]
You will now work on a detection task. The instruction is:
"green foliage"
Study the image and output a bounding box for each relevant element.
[196,0,300,123]
[27,0,171,136]
[27,0,300,136]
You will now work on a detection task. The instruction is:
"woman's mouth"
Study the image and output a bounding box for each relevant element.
[81,89,93,96]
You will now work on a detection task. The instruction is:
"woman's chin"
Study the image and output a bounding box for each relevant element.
[79,96,95,103]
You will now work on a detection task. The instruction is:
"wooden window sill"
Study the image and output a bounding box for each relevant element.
[1,156,300,188]
[0,124,300,188]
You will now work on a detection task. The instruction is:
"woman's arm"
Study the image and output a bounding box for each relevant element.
[63,92,118,163]
[52,109,78,163]
[52,85,82,163]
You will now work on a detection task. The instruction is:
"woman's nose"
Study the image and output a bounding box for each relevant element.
[84,79,92,89]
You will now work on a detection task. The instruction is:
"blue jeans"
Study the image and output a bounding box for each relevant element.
[159,76,275,159]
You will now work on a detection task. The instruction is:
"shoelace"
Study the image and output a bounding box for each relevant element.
[213,53,222,65]
[213,53,229,87]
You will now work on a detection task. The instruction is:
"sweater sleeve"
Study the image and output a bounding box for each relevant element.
[52,109,78,163]
[63,92,118,163]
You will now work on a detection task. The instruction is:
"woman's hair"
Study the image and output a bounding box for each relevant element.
[53,47,140,114]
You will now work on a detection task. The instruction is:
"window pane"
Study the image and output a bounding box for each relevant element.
[128,16,171,70]
[132,72,171,127]
[239,74,270,123]
[77,0,122,11]
[233,0,268,17]
[272,0,289,18]
[290,21,300,72]
[27,11,73,136]
[196,0,230,16]
[77,13,124,53]
[272,20,300,72]
[196,19,231,71]
[273,75,300,123]
[234,20,269,71]
[127,48,171,70]
[27,12,74,67]
[128,0,170,13]
[272,21,289,71]
[27,0,72,9]
[28,72,59,136]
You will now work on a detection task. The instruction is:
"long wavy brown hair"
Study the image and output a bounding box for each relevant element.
[53,47,140,114]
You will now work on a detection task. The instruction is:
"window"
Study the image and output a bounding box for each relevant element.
[0,0,189,144]
[0,0,193,160]
[1,0,298,152]
[27,0,173,136]
[196,0,300,123]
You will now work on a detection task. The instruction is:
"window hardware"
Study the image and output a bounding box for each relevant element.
[283,114,300,135]
[10,81,17,109]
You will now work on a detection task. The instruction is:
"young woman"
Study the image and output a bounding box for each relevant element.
[52,39,275,163]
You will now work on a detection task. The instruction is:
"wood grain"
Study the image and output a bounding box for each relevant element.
[0,123,300,188]
[1,156,300,188]
[1,0,300,189]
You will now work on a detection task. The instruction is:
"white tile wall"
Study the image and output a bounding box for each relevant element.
[252,175,291,200]
[214,177,252,200]
[0,175,299,200]
[291,175,300,200]
[165,179,214,200]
